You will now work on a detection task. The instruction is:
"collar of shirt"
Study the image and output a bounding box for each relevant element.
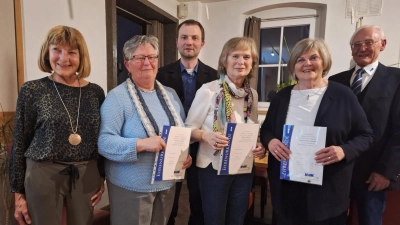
[180,61,199,77]
[354,60,379,77]
[351,60,379,90]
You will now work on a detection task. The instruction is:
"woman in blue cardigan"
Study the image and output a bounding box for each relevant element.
[98,35,192,225]
[260,38,374,224]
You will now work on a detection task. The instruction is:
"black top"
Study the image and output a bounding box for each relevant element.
[260,81,374,221]
[156,59,218,116]
[9,77,105,193]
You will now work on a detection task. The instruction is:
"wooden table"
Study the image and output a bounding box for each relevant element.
[255,155,268,168]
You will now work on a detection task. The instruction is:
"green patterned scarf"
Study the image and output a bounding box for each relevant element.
[213,73,252,133]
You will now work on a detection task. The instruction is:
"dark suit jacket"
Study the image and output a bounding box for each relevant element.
[329,63,400,190]
[156,59,218,114]
[260,81,374,221]
[156,59,218,160]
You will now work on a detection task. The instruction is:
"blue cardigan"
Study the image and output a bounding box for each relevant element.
[98,81,185,192]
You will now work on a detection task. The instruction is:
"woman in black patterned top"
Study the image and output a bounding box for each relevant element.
[9,25,105,225]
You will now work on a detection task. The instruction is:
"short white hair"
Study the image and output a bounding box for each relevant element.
[349,25,385,45]
[123,35,159,61]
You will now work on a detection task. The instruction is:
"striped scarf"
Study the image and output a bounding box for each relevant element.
[126,78,183,136]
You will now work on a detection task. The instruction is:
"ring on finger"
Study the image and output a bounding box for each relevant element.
[214,142,219,147]
[328,156,331,160]
[275,150,278,153]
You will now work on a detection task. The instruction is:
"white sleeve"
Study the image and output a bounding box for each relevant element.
[185,83,214,130]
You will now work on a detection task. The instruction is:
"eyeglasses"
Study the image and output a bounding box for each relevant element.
[129,55,158,63]
[351,40,381,50]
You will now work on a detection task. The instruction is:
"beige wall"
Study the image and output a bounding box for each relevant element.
[0,0,18,112]
[21,0,108,91]
[181,0,400,75]
[148,0,179,18]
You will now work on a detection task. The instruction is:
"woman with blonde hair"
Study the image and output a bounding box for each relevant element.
[9,25,105,225]
[185,37,265,225]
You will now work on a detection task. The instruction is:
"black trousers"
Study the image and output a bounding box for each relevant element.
[167,143,204,225]
[276,211,347,225]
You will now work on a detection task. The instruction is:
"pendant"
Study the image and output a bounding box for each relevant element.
[307,95,310,100]
[68,133,82,145]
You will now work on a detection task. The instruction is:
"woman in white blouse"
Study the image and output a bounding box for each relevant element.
[185,37,265,225]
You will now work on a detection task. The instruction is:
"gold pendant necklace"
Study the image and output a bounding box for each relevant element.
[51,75,82,145]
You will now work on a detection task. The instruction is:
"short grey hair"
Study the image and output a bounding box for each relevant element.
[123,35,159,61]
[287,38,332,79]
[349,25,385,45]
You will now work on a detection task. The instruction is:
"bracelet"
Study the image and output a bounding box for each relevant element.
[199,130,204,141]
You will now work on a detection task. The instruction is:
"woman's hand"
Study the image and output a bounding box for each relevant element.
[268,138,291,161]
[182,155,192,169]
[202,131,229,151]
[91,180,105,207]
[315,145,345,165]
[14,193,31,225]
[252,142,266,159]
[136,136,166,153]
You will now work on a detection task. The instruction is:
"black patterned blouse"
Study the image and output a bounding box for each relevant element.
[9,77,105,193]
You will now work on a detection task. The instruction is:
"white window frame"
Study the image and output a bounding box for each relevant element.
[258,17,316,110]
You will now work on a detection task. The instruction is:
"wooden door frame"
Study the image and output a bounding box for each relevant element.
[105,0,178,92]
[14,0,24,90]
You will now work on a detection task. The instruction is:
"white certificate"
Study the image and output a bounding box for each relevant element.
[151,126,190,183]
[280,125,327,185]
[218,123,259,175]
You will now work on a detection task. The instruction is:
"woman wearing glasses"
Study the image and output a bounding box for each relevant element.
[98,35,191,225]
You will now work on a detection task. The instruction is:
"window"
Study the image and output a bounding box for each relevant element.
[256,17,316,105]
[258,25,310,102]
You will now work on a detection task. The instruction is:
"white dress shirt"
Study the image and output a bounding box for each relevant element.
[350,60,379,91]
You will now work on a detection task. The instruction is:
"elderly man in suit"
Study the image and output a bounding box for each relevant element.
[329,25,400,225]
[157,19,218,225]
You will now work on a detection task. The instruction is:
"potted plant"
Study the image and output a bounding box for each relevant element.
[0,103,13,225]
[276,78,297,91]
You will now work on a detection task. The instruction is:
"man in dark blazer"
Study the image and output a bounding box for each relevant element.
[157,19,218,225]
[329,25,400,225]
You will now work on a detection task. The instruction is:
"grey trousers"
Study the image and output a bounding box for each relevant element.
[24,159,103,225]
[107,180,176,225]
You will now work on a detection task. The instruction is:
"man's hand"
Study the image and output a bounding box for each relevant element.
[14,193,31,225]
[182,155,192,169]
[366,172,390,191]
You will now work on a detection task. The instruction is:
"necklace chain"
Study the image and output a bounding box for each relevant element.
[297,83,324,100]
[51,75,81,134]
